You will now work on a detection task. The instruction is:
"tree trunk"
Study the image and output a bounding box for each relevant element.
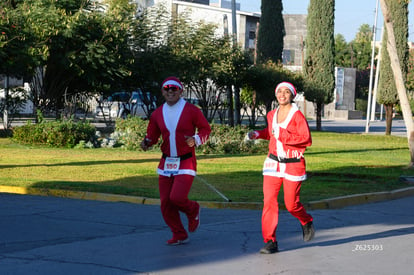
[250,90,257,128]
[409,131,414,167]
[316,102,322,131]
[380,0,414,166]
[234,86,241,125]
[227,86,234,126]
[384,104,393,135]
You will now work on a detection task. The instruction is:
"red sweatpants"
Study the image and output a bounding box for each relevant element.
[262,175,313,243]
[158,174,199,240]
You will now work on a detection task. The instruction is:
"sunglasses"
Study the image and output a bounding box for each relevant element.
[163,85,181,92]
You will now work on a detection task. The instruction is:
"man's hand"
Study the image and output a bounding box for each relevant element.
[140,138,151,151]
[185,136,195,147]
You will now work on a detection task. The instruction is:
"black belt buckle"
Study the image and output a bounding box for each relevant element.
[269,153,300,163]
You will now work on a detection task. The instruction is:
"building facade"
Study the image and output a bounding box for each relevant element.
[2,0,361,120]
[139,1,307,66]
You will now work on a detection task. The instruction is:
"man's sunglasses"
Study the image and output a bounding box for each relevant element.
[163,85,181,92]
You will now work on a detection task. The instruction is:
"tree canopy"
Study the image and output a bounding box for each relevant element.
[377,0,409,135]
[1,0,136,115]
[303,0,335,130]
[256,0,285,64]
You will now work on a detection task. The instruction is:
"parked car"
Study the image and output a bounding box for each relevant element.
[185,97,201,108]
[95,90,157,119]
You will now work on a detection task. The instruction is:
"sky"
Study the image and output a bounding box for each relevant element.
[236,0,414,43]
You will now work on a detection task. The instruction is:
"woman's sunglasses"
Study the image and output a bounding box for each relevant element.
[163,85,181,92]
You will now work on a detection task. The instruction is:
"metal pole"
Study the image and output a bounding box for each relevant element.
[365,0,379,133]
[3,75,9,129]
[231,0,240,124]
[370,27,383,121]
[380,104,384,120]
[223,14,228,36]
[231,0,237,46]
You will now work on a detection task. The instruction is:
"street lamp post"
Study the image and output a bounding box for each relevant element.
[365,0,380,133]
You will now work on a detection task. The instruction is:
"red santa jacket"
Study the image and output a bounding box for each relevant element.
[254,103,312,181]
[145,98,211,177]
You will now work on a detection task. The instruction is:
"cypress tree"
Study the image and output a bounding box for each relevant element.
[256,0,284,63]
[377,0,409,135]
[303,0,335,131]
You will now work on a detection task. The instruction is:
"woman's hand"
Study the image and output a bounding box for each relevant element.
[248,131,258,140]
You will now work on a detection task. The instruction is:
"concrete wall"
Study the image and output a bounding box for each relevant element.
[335,67,356,111]
[283,14,307,66]
[302,67,361,120]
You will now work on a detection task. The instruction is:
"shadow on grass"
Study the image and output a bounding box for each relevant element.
[0,141,412,203]
[23,163,413,205]
[0,158,162,169]
[0,152,257,170]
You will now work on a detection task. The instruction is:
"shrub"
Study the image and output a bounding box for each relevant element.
[114,118,269,154]
[355,98,368,114]
[114,116,150,150]
[12,119,96,148]
[201,123,268,154]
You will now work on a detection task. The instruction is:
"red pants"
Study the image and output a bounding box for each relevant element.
[159,174,199,240]
[262,175,313,243]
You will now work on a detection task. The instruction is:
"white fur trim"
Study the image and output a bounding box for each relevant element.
[262,172,307,181]
[194,134,202,146]
[163,80,183,90]
[275,82,296,97]
[157,168,196,177]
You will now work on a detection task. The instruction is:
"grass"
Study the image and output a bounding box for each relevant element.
[1,131,413,203]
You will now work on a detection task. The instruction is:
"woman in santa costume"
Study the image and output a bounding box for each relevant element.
[141,76,211,245]
[248,81,315,254]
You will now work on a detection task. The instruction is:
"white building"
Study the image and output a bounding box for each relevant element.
[137,0,261,53]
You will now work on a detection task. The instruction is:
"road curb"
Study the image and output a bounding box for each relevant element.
[1,185,414,210]
[0,186,159,206]
[305,186,414,210]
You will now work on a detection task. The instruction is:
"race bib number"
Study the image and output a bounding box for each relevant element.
[263,157,277,172]
[164,157,180,175]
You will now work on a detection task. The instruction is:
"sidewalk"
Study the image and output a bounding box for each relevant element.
[0,192,413,275]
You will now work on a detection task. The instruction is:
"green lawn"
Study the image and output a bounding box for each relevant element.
[1,131,413,203]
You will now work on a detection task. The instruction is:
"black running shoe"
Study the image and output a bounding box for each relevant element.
[259,240,279,254]
[302,221,315,242]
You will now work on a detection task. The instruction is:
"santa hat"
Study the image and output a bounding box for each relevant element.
[161,76,183,90]
[275,82,297,97]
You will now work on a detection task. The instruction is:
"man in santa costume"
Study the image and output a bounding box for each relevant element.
[248,81,315,254]
[141,76,211,245]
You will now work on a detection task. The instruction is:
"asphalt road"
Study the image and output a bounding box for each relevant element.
[308,119,407,137]
[0,193,413,275]
[0,118,412,274]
